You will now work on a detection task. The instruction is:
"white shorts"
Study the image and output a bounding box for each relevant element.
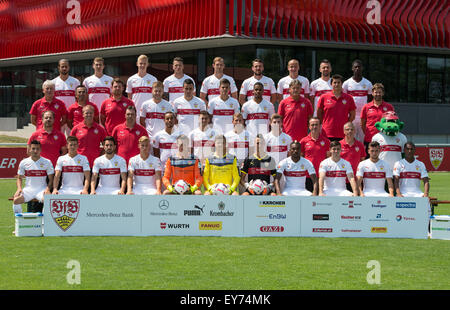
[323,188,353,196]
[22,187,46,203]
[363,190,390,197]
[282,188,312,196]
[133,185,157,195]
[95,187,120,195]
[58,187,84,195]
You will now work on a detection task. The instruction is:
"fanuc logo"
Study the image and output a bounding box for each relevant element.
[199,222,222,230]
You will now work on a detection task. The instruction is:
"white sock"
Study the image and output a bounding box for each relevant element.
[12,204,22,214]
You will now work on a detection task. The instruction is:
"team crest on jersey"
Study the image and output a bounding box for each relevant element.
[50,199,80,232]
[416,165,420,171]
[136,130,140,135]
[54,135,58,140]
[229,103,234,108]
[342,100,347,105]
[300,164,305,169]
[320,141,325,146]
[55,104,59,109]
[429,148,444,170]
[194,103,198,108]
[396,138,400,143]
[342,164,345,168]
[105,81,109,85]
[77,159,81,164]
[70,83,73,88]
[161,107,166,111]
[94,129,99,134]
[383,107,387,111]
[123,103,127,107]
[301,103,305,108]
[114,162,118,167]
[355,147,360,152]
[39,163,44,168]
[282,138,286,144]
[380,165,384,170]
[263,107,267,111]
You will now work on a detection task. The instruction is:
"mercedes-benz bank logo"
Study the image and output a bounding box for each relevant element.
[159,200,169,210]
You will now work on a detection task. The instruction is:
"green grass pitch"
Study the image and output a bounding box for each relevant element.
[0,174,449,290]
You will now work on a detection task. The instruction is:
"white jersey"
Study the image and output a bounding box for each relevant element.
[163,74,195,103]
[52,76,80,109]
[342,77,372,120]
[393,159,428,196]
[92,154,127,190]
[207,96,241,134]
[356,158,392,196]
[152,129,181,168]
[126,73,158,118]
[189,126,219,165]
[200,74,238,101]
[224,129,255,166]
[55,154,90,191]
[18,156,54,190]
[128,154,162,189]
[277,75,310,100]
[240,75,277,102]
[319,157,354,194]
[173,96,206,133]
[264,132,293,164]
[241,99,275,136]
[372,132,408,170]
[309,78,332,116]
[277,157,315,194]
[82,74,113,110]
[140,98,174,139]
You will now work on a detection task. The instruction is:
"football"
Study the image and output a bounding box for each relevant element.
[213,183,230,195]
[249,179,267,195]
[173,180,190,195]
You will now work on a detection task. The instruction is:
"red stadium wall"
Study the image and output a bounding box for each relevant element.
[0,0,448,60]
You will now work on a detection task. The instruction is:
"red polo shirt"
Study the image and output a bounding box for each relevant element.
[317,92,356,139]
[67,101,99,128]
[300,133,330,175]
[360,101,395,143]
[340,138,366,175]
[70,122,107,167]
[29,97,67,131]
[28,128,66,167]
[278,96,313,141]
[100,96,135,135]
[112,122,149,164]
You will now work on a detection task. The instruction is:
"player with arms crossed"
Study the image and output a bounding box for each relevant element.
[127,136,162,195]
[275,141,317,196]
[318,141,358,196]
[52,136,91,195]
[12,140,54,214]
[356,141,394,197]
[162,135,202,195]
[90,137,127,195]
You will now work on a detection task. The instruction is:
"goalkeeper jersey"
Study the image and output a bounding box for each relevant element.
[241,154,277,184]
[162,155,203,188]
[203,154,240,191]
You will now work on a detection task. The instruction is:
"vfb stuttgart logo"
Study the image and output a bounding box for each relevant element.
[50,199,80,232]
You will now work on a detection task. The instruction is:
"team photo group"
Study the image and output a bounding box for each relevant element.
[12,55,430,214]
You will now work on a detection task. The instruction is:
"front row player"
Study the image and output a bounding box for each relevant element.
[356,141,394,197]
[318,141,358,196]
[13,140,54,213]
[127,136,162,195]
[275,141,317,196]
[90,136,128,195]
[53,136,91,195]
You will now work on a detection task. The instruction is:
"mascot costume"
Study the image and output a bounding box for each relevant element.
[372,111,408,170]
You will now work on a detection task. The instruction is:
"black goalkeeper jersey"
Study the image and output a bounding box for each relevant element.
[241,154,277,184]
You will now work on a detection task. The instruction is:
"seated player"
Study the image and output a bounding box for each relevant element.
[203,135,240,195]
[224,113,255,167]
[12,140,54,214]
[90,136,128,195]
[318,141,358,196]
[356,141,394,197]
[52,136,91,195]
[264,113,292,164]
[153,111,182,171]
[275,141,317,196]
[189,111,218,167]
[127,136,162,195]
[162,135,203,195]
[241,134,277,196]
[393,142,430,198]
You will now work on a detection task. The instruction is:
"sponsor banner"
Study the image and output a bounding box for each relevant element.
[0,147,27,178]
[243,196,300,237]
[415,146,450,172]
[301,197,339,237]
[141,195,242,237]
[44,195,142,236]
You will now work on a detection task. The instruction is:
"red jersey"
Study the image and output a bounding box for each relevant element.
[67,102,99,128]
[340,138,366,176]
[360,101,395,143]
[317,92,356,139]
[28,128,66,167]
[300,133,330,175]
[278,96,313,141]
[100,96,135,135]
[112,122,149,164]
[70,122,107,167]
[29,97,67,131]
